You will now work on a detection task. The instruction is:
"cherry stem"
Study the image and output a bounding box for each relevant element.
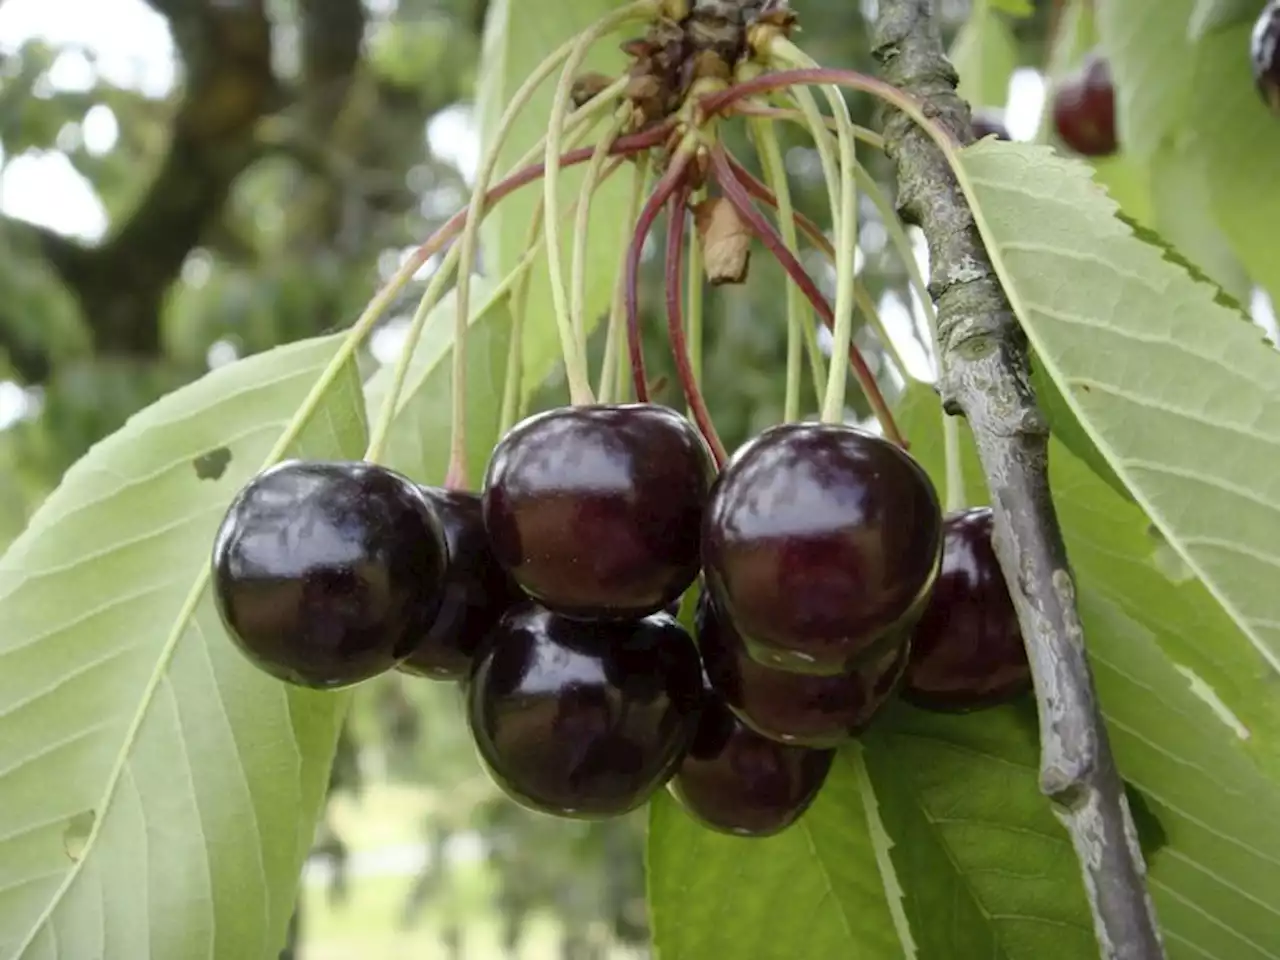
[726,154,830,252]
[664,181,727,467]
[625,146,695,403]
[401,124,673,281]
[702,68,958,152]
[709,144,905,447]
[724,153,913,382]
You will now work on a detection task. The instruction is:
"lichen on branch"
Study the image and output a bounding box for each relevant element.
[868,1,1166,957]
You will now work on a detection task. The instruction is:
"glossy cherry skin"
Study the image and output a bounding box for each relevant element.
[970,109,1011,141]
[668,666,835,837]
[397,489,525,681]
[466,603,705,819]
[1254,0,1280,114]
[696,594,909,748]
[482,404,716,621]
[902,507,1032,712]
[1052,51,1118,157]
[701,422,942,675]
[212,460,448,689]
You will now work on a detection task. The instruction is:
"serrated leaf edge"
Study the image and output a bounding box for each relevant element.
[955,140,1280,676]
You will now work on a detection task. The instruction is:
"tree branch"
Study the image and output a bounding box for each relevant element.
[0,0,276,379]
[297,0,366,132]
[869,2,1166,958]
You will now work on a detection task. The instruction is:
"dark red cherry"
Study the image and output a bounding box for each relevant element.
[482,403,715,621]
[970,109,1011,141]
[668,665,834,837]
[397,489,524,681]
[902,507,1032,712]
[701,422,942,675]
[212,460,448,689]
[466,603,705,819]
[1254,0,1280,114]
[696,594,909,748]
[1052,50,1118,156]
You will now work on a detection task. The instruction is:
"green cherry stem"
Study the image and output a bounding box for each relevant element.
[544,1,658,406]
[365,128,666,473]
[768,41,859,426]
[451,32,596,480]
[570,110,630,358]
[598,153,652,404]
[709,143,905,447]
[665,180,727,465]
[685,185,707,392]
[749,116,821,418]
[724,154,913,382]
[942,408,969,512]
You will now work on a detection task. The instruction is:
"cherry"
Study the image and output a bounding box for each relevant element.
[696,594,908,748]
[212,460,448,689]
[482,403,715,621]
[466,602,705,819]
[1254,0,1280,114]
[669,665,834,837]
[970,109,1011,141]
[901,507,1032,712]
[397,489,524,682]
[701,421,942,675]
[1051,50,1118,157]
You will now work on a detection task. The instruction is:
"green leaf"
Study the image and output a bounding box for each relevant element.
[959,139,1280,675]
[1185,21,1280,303]
[950,1,1019,110]
[362,278,512,486]
[1095,0,1196,158]
[647,752,911,959]
[475,0,634,402]
[896,384,1280,958]
[0,334,368,958]
[1082,588,1280,960]
[1188,0,1260,40]
[863,704,1097,960]
[1030,360,1133,503]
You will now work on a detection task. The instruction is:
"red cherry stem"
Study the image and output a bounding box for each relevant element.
[700,68,959,150]
[664,180,727,467]
[724,154,833,257]
[708,144,905,447]
[401,123,674,279]
[625,148,695,403]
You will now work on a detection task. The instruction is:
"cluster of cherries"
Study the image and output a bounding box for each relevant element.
[211,403,1031,837]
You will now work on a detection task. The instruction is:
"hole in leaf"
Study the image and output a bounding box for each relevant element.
[193,446,233,481]
[62,809,95,862]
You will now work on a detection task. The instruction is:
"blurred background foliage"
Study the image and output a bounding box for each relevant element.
[0,0,1093,955]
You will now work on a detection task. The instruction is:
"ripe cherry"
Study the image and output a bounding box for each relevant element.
[466,603,705,819]
[970,109,1011,142]
[398,489,524,681]
[669,665,834,837]
[1051,50,1118,157]
[1253,0,1280,114]
[696,594,909,748]
[212,460,448,689]
[701,421,942,675]
[902,507,1032,712]
[482,404,715,621]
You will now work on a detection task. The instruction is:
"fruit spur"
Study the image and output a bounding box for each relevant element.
[208,0,1034,836]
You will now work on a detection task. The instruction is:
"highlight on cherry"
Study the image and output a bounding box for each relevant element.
[208,0,1032,837]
